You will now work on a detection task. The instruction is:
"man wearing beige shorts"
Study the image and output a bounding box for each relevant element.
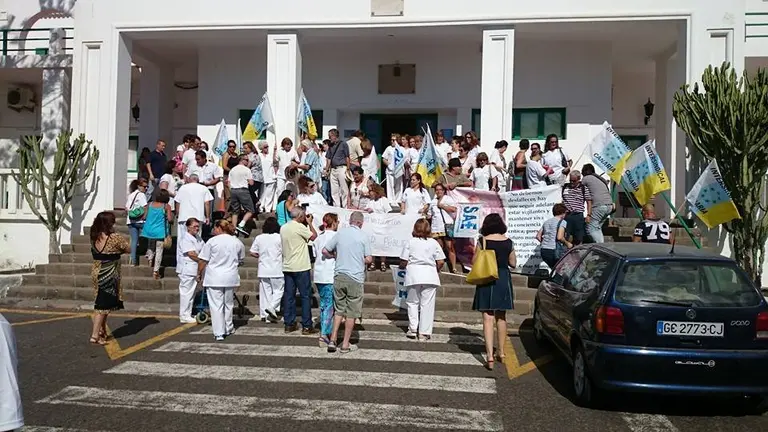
[322,211,372,353]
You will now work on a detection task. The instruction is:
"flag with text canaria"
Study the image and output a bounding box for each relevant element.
[242,93,275,142]
[588,121,632,183]
[415,124,445,187]
[619,140,670,205]
[685,160,740,228]
[297,89,318,140]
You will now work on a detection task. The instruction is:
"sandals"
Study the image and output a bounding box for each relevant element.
[367,263,375,271]
[485,359,495,371]
[380,262,388,272]
[89,336,107,346]
[153,271,160,280]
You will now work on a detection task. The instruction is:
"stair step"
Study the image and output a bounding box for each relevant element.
[4,285,533,314]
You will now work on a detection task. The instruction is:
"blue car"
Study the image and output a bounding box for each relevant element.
[532,243,768,408]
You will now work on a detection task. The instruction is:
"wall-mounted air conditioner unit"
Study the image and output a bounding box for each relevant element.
[7,86,36,112]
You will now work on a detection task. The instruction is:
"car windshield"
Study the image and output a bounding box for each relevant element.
[615,260,762,307]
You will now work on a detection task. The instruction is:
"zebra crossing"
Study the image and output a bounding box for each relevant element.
[29,319,506,431]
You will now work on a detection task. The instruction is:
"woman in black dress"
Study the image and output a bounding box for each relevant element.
[472,213,516,370]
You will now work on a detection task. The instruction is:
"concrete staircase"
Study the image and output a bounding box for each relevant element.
[5,211,542,317]
[3,212,707,318]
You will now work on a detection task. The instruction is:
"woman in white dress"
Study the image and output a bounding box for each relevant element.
[429,183,460,274]
[381,133,405,203]
[400,173,430,215]
[177,217,204,323]
[275,137,299,200]
[399,218,446,341]
[197,219,245,341]
[360,139,379,183]
[471,152,500,191]
[489,140,508,191]
[258,141,278,212]
[365,183,393,271]
[348,166,371,209]
[296,175,327,207]
[249,216,283,322]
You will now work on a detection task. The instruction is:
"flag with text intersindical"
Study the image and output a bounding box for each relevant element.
[619,140,670,205]
[685,160,741,228]
[296,89,318,140]
[243,92,275,142]
[415,124,445,187]
[213,119,229,156]
[588,121,632,183]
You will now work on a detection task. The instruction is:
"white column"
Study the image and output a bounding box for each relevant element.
[322,109,338,140]
[653,54,669,217]
[479,28,515,151]
[669,22,688,210]
[455,108,473,137]
[138,61,175,153]
[266,34,301,145]
[40,67,71,148]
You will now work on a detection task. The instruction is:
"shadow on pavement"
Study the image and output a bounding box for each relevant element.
[111,317,160,339]
[517,318,768,417]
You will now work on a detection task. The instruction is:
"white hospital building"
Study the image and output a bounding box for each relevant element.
[0,0,767,281]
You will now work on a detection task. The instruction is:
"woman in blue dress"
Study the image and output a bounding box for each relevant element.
[141,189,173,279]
[275,189,296,226]
[472,213,516,370]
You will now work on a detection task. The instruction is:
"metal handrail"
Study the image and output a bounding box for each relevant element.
[1,27,74,56]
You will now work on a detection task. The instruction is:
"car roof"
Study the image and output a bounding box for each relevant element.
[583,243,731,261]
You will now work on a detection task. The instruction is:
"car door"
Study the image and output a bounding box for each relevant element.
[539,249,588,348]
[560,251,619,340]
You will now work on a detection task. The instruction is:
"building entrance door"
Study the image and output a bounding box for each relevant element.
[359,113,438,179]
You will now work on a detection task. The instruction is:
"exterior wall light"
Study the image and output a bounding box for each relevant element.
[132,103,140,123]
[644,98,654,125]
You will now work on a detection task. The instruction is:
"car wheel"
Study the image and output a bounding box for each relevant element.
[743,395,768,415]
[572,344,597,407]
[532,305,546,344]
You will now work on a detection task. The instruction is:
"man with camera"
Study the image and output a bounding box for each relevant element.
[280,206,319,334]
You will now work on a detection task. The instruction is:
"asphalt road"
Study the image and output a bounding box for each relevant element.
[4,308,768,432]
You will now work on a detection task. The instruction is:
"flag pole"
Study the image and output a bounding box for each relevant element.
[659,191,701,249]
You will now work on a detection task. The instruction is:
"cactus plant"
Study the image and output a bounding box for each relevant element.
[11,131,99,254]
[673,62,768,285]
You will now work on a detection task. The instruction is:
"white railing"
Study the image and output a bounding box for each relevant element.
[0,168,40,220]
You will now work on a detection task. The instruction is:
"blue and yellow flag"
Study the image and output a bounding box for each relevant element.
[588,121,632,183]
[296,89,318,140]
[212,119,229,156]
[685,160,740,228]
[243,93,274,142]
[415,124,445,187]
[619,140,670,205]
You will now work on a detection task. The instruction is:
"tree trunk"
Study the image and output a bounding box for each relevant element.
[48,229,60,255]
[731,224,765,286]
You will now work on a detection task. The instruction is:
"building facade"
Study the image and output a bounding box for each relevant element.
[0,0,767,281]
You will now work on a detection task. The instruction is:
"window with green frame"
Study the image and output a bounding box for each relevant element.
[619,135,647,151]
[512,108,566,140]
[238,109,324,140]
[471,108,481,138]
[127,135,139,172]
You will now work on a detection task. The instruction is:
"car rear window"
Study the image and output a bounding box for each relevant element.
[615,260,762,307]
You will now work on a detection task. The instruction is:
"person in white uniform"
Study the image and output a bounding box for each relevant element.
[381,133,405,202]
[0,313,22,431]
[174,174,212,265]
[249,216,284,322]
[176,218,204,323]
[470,152,501,191]
[400,173,431,215]
[258,141,279,212]
[276,138,299,198]
[197,220,245,341]
[399,218,446,341]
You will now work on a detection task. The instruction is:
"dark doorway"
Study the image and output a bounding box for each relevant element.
[359,113,438,179]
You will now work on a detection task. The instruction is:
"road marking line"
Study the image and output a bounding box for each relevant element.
[106,360,497,394]
[37,386,503,431]
[355,318,484,330]
[191,326,486,345]
[0,308,181,320]
[621,413,679,432]
[22,427,106,432]
[103,323,197,361]
[11,314,87,327]
[155,341,484,365]
[503,336,555,380]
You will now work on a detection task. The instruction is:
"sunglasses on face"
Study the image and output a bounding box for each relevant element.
[189,225,200,230]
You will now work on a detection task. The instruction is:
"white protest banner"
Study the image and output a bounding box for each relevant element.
[391,265,408,309]
[450,185,563,273]
[306,204,421,257]
[453,203,482,238]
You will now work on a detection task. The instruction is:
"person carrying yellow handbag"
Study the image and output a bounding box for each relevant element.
[467,213,517,370]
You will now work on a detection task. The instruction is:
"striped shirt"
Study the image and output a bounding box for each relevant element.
[562,182,591,213]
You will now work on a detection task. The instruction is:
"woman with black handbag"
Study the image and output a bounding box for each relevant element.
[428,183,460,274]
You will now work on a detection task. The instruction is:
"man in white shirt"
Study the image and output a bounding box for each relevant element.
[541,134,572,185]
[186,150,222,218]
[346,130,365,166]
[181,134,200,176]
[0,313,23,431]
[435,131,452,165]
[228,155,256,236]
[526,155,550,189]
[175,174,213,243]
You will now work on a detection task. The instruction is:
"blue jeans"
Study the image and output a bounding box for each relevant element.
[128,222,143,265]
[321,178,331,204]
[587,204,613,243]
[316,283,334,336]
[282,270,313,329]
